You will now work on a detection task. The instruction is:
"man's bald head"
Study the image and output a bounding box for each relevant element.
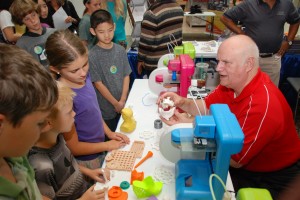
[220,35,259,68]
[216,35,260,95]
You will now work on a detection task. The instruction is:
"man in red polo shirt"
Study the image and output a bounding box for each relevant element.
[158,35,300,199]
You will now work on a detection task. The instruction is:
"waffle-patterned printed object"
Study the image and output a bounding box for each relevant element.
[130,141,145,158]
[105,150,136,171]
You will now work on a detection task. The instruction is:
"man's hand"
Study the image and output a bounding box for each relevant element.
[277,41,290,57]
[157,92,185,108]
[160,109,194,126]
[137,61,144,75]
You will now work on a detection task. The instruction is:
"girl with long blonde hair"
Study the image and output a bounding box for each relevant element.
[100,0,127,48]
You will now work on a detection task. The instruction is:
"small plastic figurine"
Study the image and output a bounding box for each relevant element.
[120,107,137,133]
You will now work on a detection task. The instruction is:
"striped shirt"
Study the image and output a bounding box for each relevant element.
[138,0,184,70]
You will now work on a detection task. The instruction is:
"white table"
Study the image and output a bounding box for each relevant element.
[192,40,220,58]
[102,79,235,200]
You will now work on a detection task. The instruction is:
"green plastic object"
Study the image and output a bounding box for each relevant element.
[183,42,196,59]
[163,58,169,67]
[174,46,184,57]
[237,188,273,200]
[120,181,130,190]
[132,176,163,198]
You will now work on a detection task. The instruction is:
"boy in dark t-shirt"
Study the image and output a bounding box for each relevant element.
[28,82,110,200]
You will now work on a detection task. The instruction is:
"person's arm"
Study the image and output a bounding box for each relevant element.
[93,81,120,112]
[158,92,207,118]
[277,22,300,56]
[79,166,110,183]
[63,124,111,155]
[220,2,247,35]
[137,61,144,75]
[79,185,105,200]
[160,109,194,126]
[103,119,130,144]
[220,15,245,35]
[2,27,21,43]
[230,159,243,168]
[118,75,130,111]
[67,1,80,24]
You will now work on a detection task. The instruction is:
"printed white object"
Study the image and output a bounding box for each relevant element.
[139,130,155,139]
[158,107,176,120]
[153,167,174,184]
[158,97,176,120]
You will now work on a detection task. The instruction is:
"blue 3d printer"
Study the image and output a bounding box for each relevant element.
[171,104,244,200]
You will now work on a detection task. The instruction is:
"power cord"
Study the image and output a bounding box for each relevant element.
[189,88,202,117]
[209,174,232,200]
[188,86,208,116]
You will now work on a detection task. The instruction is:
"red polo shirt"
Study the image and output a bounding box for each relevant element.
[205,69,300,172]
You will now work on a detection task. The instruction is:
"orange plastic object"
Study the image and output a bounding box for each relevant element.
[108,186,128,200]
[134,151,153,169]
[131,169,144,184]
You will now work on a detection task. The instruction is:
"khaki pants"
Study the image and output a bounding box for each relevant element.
[259,55,281,87]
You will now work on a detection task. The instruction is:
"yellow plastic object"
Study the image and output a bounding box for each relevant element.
[120,107,136,133]
[132,176,163,198]
[237,188,273,200]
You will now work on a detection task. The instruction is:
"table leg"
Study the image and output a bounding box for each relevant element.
[210,16,214,36]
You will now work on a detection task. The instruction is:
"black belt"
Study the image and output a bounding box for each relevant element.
[259,53,274,58]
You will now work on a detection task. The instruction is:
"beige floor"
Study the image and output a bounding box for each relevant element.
[182,16,218,41]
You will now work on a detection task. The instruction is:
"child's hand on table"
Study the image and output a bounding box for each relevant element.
[108,132,130,144]
[106,139,127,151]
[80,185,105,200]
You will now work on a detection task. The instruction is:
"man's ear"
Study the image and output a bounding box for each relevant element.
[245,57,254,72]
[90,28,96,36]
[113,23,116,31]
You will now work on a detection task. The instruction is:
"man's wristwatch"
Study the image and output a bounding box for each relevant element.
[284,36,293,45]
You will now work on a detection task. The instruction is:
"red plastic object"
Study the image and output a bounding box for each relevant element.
[134,151,153,169]
[108,186,128,200]
[155,74,164,82]
[131,169,144,184]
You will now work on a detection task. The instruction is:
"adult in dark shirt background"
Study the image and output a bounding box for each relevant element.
[47,0,80,33]
[221,0,300,87]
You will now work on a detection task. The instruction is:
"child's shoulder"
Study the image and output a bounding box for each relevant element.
[45,28,56,36]
[114,43,126,50]
[88,45,102,57]
[46,27,56,33]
